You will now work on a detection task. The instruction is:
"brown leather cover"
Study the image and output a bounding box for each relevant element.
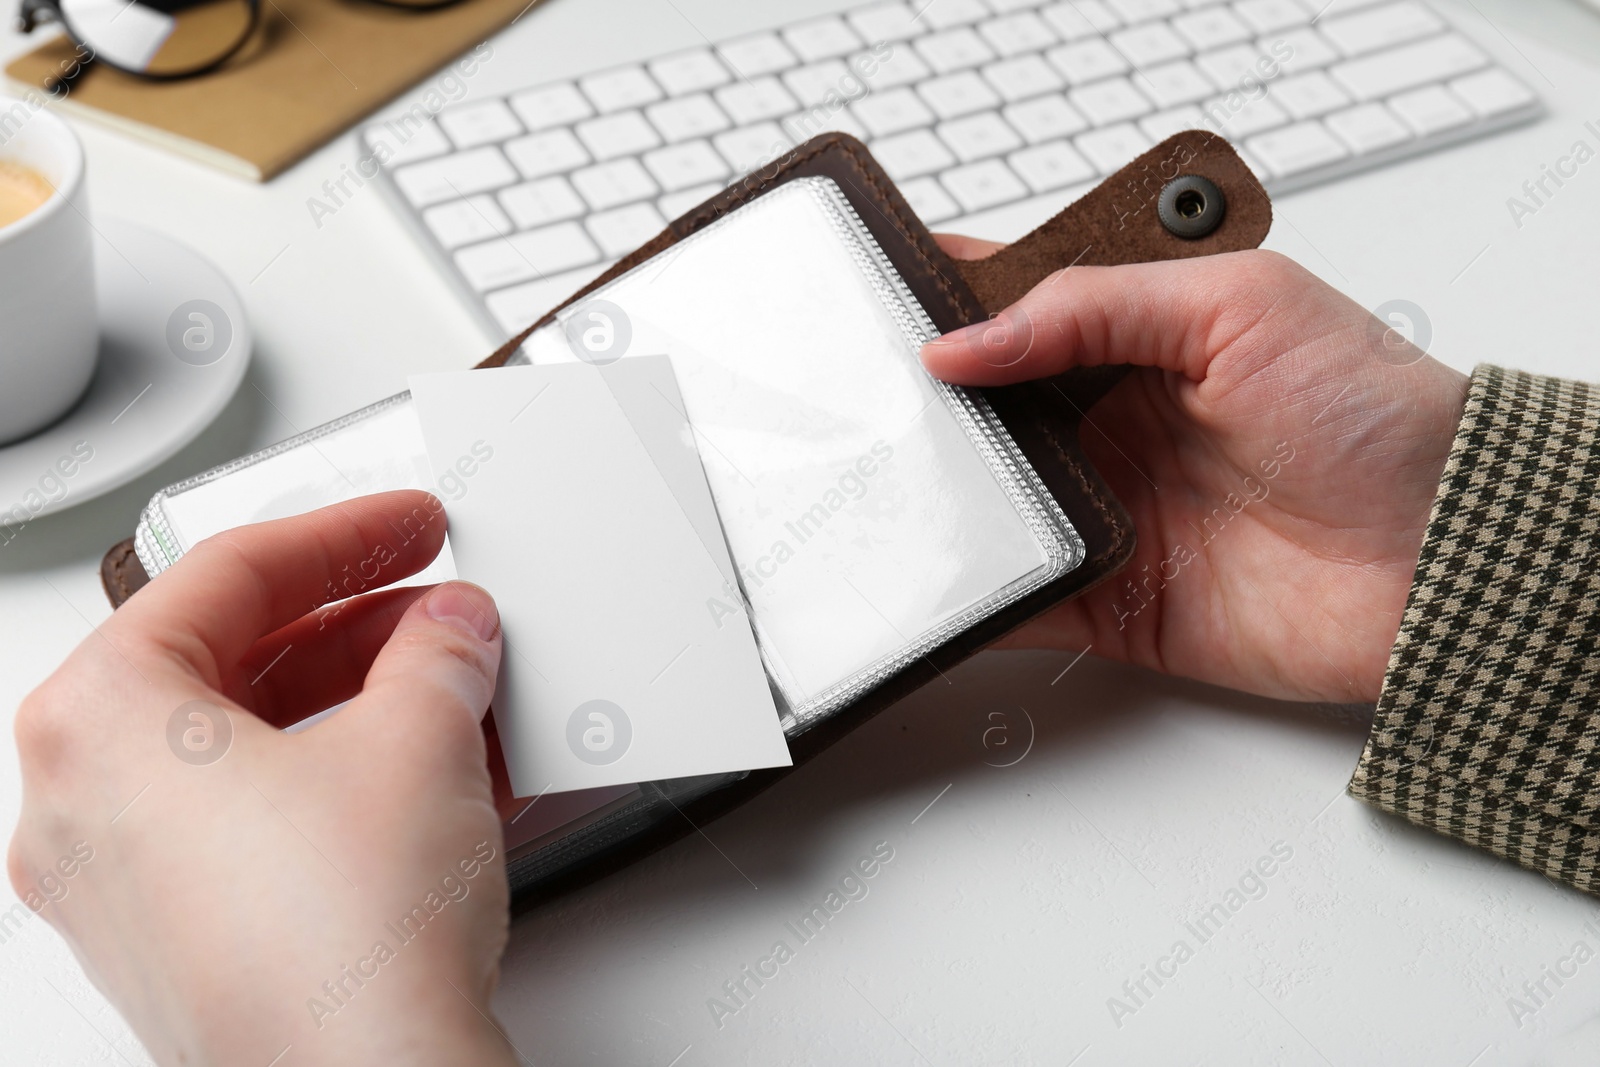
[97,131,1271,901]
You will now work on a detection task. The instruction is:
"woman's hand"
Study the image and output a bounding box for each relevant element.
[8,490,518,1066]
[923,243,1467,703]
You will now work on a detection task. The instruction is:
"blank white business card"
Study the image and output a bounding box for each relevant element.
[409,359,791,796]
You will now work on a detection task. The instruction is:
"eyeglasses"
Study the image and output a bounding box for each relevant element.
[16,0,466,83]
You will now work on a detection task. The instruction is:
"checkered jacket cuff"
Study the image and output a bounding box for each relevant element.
[1349,365,1600,895]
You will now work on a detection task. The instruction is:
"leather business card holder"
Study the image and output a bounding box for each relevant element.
[99,131,1272,905]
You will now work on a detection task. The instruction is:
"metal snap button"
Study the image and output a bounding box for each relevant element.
[1157,175,1226,239]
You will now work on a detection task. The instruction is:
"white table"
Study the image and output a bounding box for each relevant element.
[4,2,1600,1064]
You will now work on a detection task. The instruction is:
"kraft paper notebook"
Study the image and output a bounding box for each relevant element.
[4,0,536,180]
[98,132,1273,904]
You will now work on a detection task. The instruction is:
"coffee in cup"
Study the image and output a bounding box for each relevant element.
[0,160,53,229]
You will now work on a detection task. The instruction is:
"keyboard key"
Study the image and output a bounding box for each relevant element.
[1040,0,1121,41]
[714,122,792,172]
[438,100,522,149]
[1235,145,1273,184]
[785,16,863,61]
[649,49,732,95]
[1270,71,1352,118]
[786,60,853,106]
[394,146,516,208]
[1320,1,1442,57]
[849,2,924,44]
[642,140,731,190]
[1170,8,1251,51]
[1245,119,1349,176]
[1196,42,1282,87]
[423,194,513,249]
[783,106,868,141]
[646,94,732,142]
[1075,122,1154,172]
[858,45,932,89]
[1004,94,1089,141]
[485,266,603,334]
[922,0,991,29]
[1330,34,1486,100]
[1387,84,1473,135]
[1449,68,1536,118]
[1316,0,1407,16]
[716,77,800,124]
[1047,39,1130,85]
[897,176,960,223]
[509,83,593,131]
[499,176,586,229]
[1009,139,1097,191]
[1201,90,1288,135]
[982,55,1065,101]
[938,112,1025,161]
[718,33,799,77]
[1139,104,1207,140]
[917,28,997,72]
[570,158,659,210]
[919,71,1003,118]
[853,86,936,135]
[580,66,663,113]
[1273,29,1341,74]
[979,13,1057,56]
[1323,101,1413,154]
[364,120,449,166]
[586,201,667,257]
[1139,60,1216,106]
[1071,77,1154,125]
[1110,23,1191,67]
[504,129,589,179]
[940,158,1029,210]
[1107,0,1179,22]
[871,128,957,178]
[659,181,726,218]
[575,111,660,161]
[1231,0,1308,34]
[454,222,600,291]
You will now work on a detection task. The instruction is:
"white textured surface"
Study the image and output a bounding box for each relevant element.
[3,1,1600,1064]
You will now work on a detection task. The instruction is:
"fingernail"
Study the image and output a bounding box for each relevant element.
[426,582,500,642]
[922,321,986,350]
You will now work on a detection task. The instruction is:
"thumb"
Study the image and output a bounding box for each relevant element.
[356,581,503,732]
[920,249,1301,388]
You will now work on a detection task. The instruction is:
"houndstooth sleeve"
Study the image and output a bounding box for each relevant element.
[1348,365,1600,894]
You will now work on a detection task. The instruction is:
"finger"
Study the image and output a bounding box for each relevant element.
[347,582,503,745]
[119,490,448,675]
[919,249,1310,387]
[227,584,432,728]
[932,232,1004,260]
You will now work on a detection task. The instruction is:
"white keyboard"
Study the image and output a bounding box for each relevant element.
[364,0,1541,340]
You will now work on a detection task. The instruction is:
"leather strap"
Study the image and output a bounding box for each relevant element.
[963,131,1270,412]
[958,132,1268,309]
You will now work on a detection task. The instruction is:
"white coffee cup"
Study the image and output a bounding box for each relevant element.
[0,100,97,445]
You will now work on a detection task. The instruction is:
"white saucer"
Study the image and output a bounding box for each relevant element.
[0,218,250,520]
